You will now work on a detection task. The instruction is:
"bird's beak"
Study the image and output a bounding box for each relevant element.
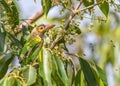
[45,24,55,30]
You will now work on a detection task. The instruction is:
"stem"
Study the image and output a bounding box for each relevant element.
[50,0,83,49]
[80,1,102,12]
[17,10,44,33]
[50,1,102,50]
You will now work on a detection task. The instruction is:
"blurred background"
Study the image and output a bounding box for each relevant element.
[16,0,120,86]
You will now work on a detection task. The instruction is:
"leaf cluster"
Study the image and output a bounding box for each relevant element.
[0,0,118,85]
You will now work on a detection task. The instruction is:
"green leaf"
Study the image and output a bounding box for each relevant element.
[20,25,30,47]
[51,55,65,86]
[7,33,22,48]
[38,49,44,78]
[0,32,5,52]
[0,78,5,86]
[97,1,109,17]
[75,69,81,86]
[75,69,86,86]
[43,48,52,85]
[54,54,68,85]
[11,1,19,25]
[79,58,98,86]
[0,0,19,26]
[31,76,43,86]
[0,76,22,86]
[0,52,14,79]
[96,65,108,86]
[67,64,73,86]
[41,0,51,16]
[83,0,94,10]
[69,24,81,35]
[0,0,12,12]
[21,65,37,85]
[90,66,101,86]
[38,48,52,85]
[22,25,30,36]
[75,26,81,34]
[34,0,36,3]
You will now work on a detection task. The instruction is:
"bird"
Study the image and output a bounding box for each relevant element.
[19,24,55,66]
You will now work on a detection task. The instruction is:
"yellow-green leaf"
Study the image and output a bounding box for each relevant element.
[80,58,98,86]
[0,52,14,79]
[51,54,65,86]
[0,32,5,52]
[96,65,108,86]
[0,0,12,12]
[83,0,94,10]
[75,69,81,86]
[54,54,68,85]
[41,0,51,16]
[21,65,37,85]
[97,1,109,17]
[7,33,22,48]
[0,76,21,86]
[43,48,52,85]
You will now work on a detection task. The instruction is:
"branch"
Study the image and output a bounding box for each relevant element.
[50,0,83,49]
[16,10,44,33]
[80,1,102,12]
[50,1,102,50]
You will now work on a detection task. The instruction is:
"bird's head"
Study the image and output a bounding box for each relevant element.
[30,24,55,38]
[37,24,55,33]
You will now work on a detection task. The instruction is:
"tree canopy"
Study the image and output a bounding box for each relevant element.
[0,0,120,86]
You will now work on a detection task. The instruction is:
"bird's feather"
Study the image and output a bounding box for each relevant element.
[20,35,42,63]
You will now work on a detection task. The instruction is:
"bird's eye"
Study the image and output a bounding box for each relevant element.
[37,26,45,32]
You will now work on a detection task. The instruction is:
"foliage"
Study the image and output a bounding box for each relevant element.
[0,0,120,86]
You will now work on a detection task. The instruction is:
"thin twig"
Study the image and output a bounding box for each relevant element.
[80,1,102,12]
[17,10,44,33]
[81,15,106,21]
[50,1,103,50]
[50,0,83,49]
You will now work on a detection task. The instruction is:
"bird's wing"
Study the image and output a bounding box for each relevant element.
[20,35,42,62]
[21,39,44,66]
